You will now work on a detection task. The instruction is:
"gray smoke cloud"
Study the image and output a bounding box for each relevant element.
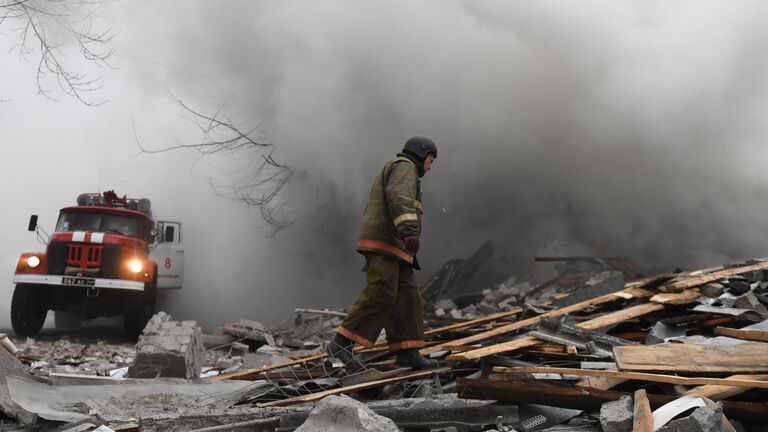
[4,0,768,330]
[156,0,768,270]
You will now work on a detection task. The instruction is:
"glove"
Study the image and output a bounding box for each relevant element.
[404,236,420,253]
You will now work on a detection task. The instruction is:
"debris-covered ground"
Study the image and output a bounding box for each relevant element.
[2,242,768,431]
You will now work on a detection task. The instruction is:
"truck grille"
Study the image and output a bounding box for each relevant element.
[67,244,103,268]
[47,241,121,277]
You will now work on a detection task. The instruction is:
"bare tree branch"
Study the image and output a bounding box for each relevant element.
[134,97,297,233]
[1,0,115,105]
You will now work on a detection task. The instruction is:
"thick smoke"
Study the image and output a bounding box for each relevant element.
[153,0,768,273]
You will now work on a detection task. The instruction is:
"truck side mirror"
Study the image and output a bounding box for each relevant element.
[28,215,38,232]
[164,225,175,243]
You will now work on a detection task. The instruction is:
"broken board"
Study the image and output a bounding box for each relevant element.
[614,343,768,373]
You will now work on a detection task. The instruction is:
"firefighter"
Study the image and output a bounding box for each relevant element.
[328,136,438,371]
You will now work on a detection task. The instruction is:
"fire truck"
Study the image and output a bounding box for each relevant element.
[12,191,184,339]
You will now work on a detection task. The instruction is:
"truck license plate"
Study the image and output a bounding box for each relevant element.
[62,276,96,287]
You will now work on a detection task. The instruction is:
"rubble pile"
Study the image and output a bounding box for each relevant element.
[205,256,768,431]
[2,249,768,431]
[16,336,136,377]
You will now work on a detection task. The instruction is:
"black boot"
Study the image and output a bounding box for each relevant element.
[395,348,439,370]
[327,332,366,372]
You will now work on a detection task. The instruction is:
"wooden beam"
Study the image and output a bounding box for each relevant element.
[448,302,664,361]
[493,367,768,389]
[614,343,768,374]
[683,374,768,401]
[256,367,450,407]
[633,389,652,432]
[714,327,768,343]
[660,261,768,292]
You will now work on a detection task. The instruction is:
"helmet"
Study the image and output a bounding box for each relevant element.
[402,136,437,161]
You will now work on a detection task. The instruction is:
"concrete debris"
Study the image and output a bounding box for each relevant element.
[657,402,724,432]
[599,395,633,432]
[294,395,399,432]
[201,334,236,350]
[128,312,205,379]
[733,292,768,318]
[0,333,19,355]
[645,321,686,345]
[5,370,259,424]
[242,351,292,369]
[701,282,725,298]
[0,342,36,425]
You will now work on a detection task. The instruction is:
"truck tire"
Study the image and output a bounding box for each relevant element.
[124,280,157,341]
[11,284,48,336]
[54,311,83,330]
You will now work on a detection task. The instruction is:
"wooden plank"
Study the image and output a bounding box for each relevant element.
[649,289,701,305]
[456,378,768,422]
[493,367,768,389]
[425,308,522,335]
[448,302,664,361]
[660,261,768,292]
[428,287,655,356]
[576,303,664,330]
[683,374,768,400]
[614,343,768,373]
[714,327,768,343]
[256,367,450,407]
[633,389,652,432]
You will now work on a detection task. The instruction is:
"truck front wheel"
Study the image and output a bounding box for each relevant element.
[124,281,156,341]
[11,284,48,336]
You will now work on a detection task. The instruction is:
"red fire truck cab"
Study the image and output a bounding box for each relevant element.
[12,191,184,339]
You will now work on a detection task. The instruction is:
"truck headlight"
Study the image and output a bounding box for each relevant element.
[27,256,40,268]
[129,260,143,273]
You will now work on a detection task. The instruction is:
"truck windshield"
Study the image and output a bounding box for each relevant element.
[56,212,147,239]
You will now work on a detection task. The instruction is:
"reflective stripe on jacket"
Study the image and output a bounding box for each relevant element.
[356,153,422,264]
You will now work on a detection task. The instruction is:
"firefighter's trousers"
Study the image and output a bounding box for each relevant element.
[338,253,425,351]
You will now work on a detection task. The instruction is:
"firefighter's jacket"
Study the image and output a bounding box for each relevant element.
[356,153,422,265]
